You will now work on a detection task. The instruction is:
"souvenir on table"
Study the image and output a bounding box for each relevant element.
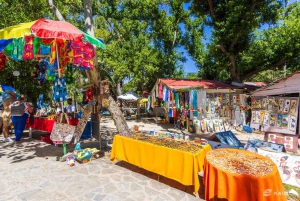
[260,111,265,124]
[268,134,277,143]
[290,100,297,116]
[282,114,289,129]
[284,136,294,150]
[284,99,291,113]
[276,113,283,128]
[289,115,297,131]
[213,119,220,132]
[206,119,214,132]
[218,119,225,132]
[270,113,276,126]
[251,111,256,123]
[279,99,284,112]
[263,112,270,125]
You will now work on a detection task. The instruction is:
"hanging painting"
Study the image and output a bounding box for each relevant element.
[270,113,276,126]
[279,99,284,112]
[260,111,265,124]
[289,115,297,131]
[290,100,297,116]
[277,113,283,128]
[255,111,261,124]
[219,119,225,132]
[213,119,220,132]
[251,111,256,123]
[273,98,279,111]
[284,99,291,113]
[206,119,214,132]
[282,114,289,129]
[263,112,270,125]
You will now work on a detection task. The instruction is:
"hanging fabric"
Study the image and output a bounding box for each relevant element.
[0,52,8,70]
[49,39,57,64]
[37,59,47,84]
[65,64,74,84]
[10,38,25,61]
[52,76,67,102]
[85,88,93,102]
[175,92,180,109]
[193,90,198,117]
[158,83,163,99]
[82,42,95,69]
[22,35,34,60]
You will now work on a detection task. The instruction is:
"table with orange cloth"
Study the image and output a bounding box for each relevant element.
[110,135,212,194]
[203,148,286,201]
[26,117,78,133]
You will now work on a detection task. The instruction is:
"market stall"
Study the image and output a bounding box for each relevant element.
[117,90,139,117]
[0,18,106,144]
[204,149,286,201]
[110,133,212,195]
[150,78,259,133]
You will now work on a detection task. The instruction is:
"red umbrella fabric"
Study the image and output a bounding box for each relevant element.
[31,19,83,40]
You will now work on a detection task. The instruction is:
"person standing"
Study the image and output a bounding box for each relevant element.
[1,91,16,142]
[65,98,75,118]
[10,94,33,145]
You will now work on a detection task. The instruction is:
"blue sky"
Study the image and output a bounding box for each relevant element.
[182,0,299,73]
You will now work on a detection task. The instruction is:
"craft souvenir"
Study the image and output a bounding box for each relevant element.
[194,137,201,144]
[270,113,276,126]
[290,100,297,116]
[277,114,283,128]
[263,112,270,125]
[219,119,225,132]
[251,111,256,123]
[206,119,214,132]
[213,119,220,132]
[282,114,289,129]
[289,116,297,131]
[279,99,284,112]
[260,111,265,124]
[284,99,291,113]
[184,134,189,142]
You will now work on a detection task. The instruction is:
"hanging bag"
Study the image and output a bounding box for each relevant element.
[50,112,76,144]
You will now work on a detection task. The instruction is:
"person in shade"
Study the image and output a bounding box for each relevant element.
[10,94,33,145]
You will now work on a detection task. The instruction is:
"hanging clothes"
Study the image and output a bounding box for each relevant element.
[0,52,8,70]
[197,89,207,118]
[57,41,69,74]
[147,95,151,113]
[49,39,57,64]
[82,42,95,69]
[175,92,180,109]
[189,90,194,119]
[158,83,163,99]
[10,38,25,61]
[162,86,166,101]
[193,90,198,117]
[52,76,68,102]
[165,88,169,102]
[84,88,93,102]
[22,35,34,60]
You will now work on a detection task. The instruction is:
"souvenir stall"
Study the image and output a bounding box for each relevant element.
[250,71,300,188]
[150,78,250,134]
[117,90,139,117]
[0,19,106,145]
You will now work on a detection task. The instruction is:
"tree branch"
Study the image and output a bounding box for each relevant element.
[48,0,65,21]
[207,0,216,28]
[241,60,287,81]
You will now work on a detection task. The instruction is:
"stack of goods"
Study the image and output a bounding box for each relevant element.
[119,133,203,154]
[206,149,275,177]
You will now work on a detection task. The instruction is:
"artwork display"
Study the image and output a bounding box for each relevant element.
[289,116,297,131]
[277,114,283,128]
[263,112,269,125]
[290,100,297,116]
[282,114,289,129]
[206,119,214,132]
[213,119,220,132]
[270,113,276,126]
[284,99,291,113]
[279,99,284,112]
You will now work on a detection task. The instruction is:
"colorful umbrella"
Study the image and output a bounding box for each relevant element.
[0,19,106,48]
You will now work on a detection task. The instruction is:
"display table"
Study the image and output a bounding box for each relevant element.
[110,135,212,194]
[26,117,78,133]
[203,149,286,201]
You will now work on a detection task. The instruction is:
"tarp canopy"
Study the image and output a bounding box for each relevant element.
[117,90,139,101]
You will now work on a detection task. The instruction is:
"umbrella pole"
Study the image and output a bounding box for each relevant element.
[56,42,61,78]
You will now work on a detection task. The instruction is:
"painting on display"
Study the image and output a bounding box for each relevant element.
[255,111,261,124]
[284,136,294,150]
[213,119,220,132]
[276,113,283,128]
[251,111,256,123]
[279,99,284,112]
[232,95,237,104]
[260,111,265,124]
[282,114,289,129]
[267,99,273,110]
[206,119,214,132]
[270,113,276,126]
[284,99,291,113]
[290,100,297,116]
[263,112,270,125]
[223,120,230,131]
[289,116,297,131]
[273,98,279,111]
[200,119,207,133]
[268,133,277,143]
[251,97,256,108]
[219,119,225,132]
[262,98,267,109]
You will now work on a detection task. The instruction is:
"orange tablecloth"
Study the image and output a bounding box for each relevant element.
[110,135,212,194]
[203,149,286,201]
[26,117,78,133]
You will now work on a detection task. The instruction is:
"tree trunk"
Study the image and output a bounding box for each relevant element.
[228,54,241,82]
[48,0,65,21]
[116,81,123,96]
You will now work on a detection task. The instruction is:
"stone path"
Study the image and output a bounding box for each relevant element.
[0,132,203,201]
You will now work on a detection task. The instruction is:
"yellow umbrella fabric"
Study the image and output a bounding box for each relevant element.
[0,21,37,39]
[138,98,148,103]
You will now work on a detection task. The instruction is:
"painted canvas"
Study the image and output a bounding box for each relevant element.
[262,98,267,109]
[284,136,294,150]
[290,100,297,116]
[268,133,277,143]
[277,113,283,128]
[273,98,279,111]
[263,112,270,125]
[206,119,214,132]
[282,114,289,129]
[213,119,220,132]
[252,111,256,123]
[284,99,291,113]
[260,111,265,124]
[200,119,207,133]
[267,99,273,110]
[255,111,261,124]
[279,99,284,112]
[270,113,276,126]
[289,115,297,131]
[219,119,225,132]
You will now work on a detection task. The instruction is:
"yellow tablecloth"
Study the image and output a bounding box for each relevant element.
[110,135,212,194]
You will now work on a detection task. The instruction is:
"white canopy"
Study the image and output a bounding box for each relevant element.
[117,90,139,101]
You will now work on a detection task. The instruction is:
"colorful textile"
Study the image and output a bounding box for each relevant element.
[84,88,93,102]
[70,39,84,67]
[33,37,42,55]
[52,76,68,102]
[0,39,13,52]
[10,38,25,61]
[158,83,163,99]
[175,92,180,109]
[110,135,212,194]
[22,35,34,60]
[0,52,8,70]
[49,40,57,64]
[193,90,198,117]
[82,42,94,69]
